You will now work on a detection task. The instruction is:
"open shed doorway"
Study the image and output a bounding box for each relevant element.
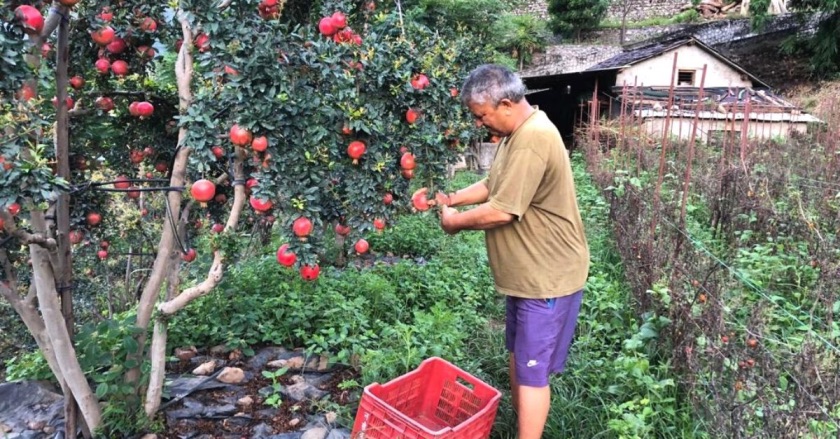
[527,88,580,150]
[522,69,618,151]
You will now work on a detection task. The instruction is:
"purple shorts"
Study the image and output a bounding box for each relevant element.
[505,290,583,387]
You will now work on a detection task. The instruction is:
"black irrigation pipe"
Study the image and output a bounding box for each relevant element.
[93,186,185,193]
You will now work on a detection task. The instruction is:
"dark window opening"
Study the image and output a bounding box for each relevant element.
[678,70,695,86]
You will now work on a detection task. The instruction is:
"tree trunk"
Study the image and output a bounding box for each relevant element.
[54,16,82,437]
[29,211,102,432]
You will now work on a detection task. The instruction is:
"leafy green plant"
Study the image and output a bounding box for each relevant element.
[261,367,289,408]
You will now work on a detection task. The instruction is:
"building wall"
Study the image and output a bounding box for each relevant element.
[615,45,753,88]
[643,118,808,141]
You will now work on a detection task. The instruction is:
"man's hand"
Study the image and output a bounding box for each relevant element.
[412,188,451,207]
[439,205,459,235]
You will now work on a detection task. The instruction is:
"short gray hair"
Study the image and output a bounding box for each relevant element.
[460,64,527,107]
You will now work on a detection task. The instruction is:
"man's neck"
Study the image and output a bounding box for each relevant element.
[508,101,536,135]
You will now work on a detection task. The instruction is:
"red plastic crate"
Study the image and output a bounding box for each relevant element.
[351,357,501,439]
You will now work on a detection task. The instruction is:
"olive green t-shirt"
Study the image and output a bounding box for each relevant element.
[483,109,589,298]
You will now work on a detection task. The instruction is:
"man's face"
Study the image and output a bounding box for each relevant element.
[467,99,510,137]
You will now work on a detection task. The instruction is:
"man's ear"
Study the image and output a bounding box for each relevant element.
[497,98,513,109]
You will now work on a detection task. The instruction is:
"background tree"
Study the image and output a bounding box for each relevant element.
[1,0,485,435]
[491,13,552,70]
[547,0,610,41]
[750,0,840,75]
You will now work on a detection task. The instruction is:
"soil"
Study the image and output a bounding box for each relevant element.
[160,351,361,439]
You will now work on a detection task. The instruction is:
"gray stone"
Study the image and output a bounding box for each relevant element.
[280,382,327,402]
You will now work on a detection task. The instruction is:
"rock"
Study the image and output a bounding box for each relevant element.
[175,346,198,361]
[289,418,301,427]
[266,359,285,368]
[324,411,337,425]
[283,356,305,370]
[27,420,45,430]
[140,434,158,439]
[317,355,329,372]
[192,360,217,375]
[281,382,327,402]
[301,427,328,439]
[290,374,306,384]
[42,425,55,434]
[237,395,254,408]
[248,346,288,370]
[228,348,243,361]
[217,367,245,384]
[0,424,10,433]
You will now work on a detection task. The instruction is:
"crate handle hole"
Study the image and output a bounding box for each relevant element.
[456,377,474,390]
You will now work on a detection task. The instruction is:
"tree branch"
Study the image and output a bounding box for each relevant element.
[0,248,18,292]
[40,6,70,39]
[0,211,57,250]
[157,252,224,315]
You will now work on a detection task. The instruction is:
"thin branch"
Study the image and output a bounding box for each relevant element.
[157,252,224,315]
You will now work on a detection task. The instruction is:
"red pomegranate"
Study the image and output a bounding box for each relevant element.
[405,108,420,124]
[111,60,129,76]
[86,212,102,226]
[14,5,44,35]
[293,217,313,239]
[300,264,320,281]
[383,193,393,205]
[335,223,350,236]
[347,141,366,165]
[373,218,386,231]
[191,179,216,204]
[249,196,273,213]
[410,74,430,90]
[251,136,268,152]
[182,248,197,262]
[276,244,297,267]
[114,175,131,189]
[354,239,369,254]
[91,26,115,46]
[400,152,416,170]
[229,124,253,147]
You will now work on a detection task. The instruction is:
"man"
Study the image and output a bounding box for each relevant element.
[415,64,590,438]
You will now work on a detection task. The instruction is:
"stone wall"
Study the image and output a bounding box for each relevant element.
[521,44,623,77]
[516,0,550,19]
[605,0,687,22]
[513,0,687,23]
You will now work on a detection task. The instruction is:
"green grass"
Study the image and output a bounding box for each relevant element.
[599,10,702,29]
